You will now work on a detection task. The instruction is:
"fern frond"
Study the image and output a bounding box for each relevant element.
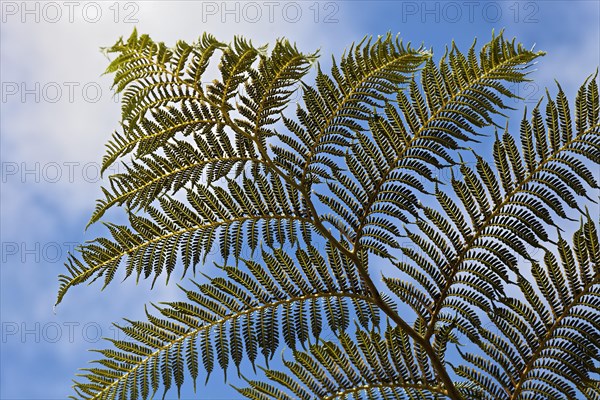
[100,30,227,171]
[71,245,379,400]
[321,32,543,258]
[62,29,600,400]
[89,133,269,226]
[234,39,318,139]
[458,214,600,399]
[273,32,429,186]
[392,76,599,348]
[101,30,315,191]
[237,324,448,400]
[57,168,313,305]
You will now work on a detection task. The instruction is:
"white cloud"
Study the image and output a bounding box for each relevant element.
[1,1,357,215]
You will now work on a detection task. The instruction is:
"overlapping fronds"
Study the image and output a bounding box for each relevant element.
[60,29,600,400]
[318,32,544,258]
[456,214,600,399]
[101,29,225,171]
[71,245,381,400]
[237,324,449,400]
[272,33,429,186]
[387,76,599,346]
[57,167,313,305]
[95,31,315,225]
[63,31,431,303]
[103,32,307,170]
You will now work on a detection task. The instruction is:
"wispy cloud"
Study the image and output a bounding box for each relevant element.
[1,1,597,398]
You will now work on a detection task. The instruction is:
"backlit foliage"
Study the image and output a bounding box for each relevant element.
[58,29,599,400]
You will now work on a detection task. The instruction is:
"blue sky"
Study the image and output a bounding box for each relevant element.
[1,1,599,399]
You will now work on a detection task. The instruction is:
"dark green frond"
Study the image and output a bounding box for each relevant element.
[237,325,448,400]
[395,76,599,345]
[234,39,318,138]
[274,32,429,186]
[57,168,313,305]
[95,33,317,227]
[71,246,378,400]
[61,29,599,400]
[322,32,543,258]
[457,215,600,399]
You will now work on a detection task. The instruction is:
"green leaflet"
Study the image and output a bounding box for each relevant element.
[238,325,448,400]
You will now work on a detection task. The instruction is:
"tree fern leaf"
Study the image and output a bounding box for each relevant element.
[63,30,600,400]
[458,216,600,399]
[238,325,446,400]
[587,71,599,127]
[286,33,428,187]
[408,76,600,354]
[58,167,319,304]
[69,245,384,398]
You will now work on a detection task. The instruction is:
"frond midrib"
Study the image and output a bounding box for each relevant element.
[102,116,218,174]
[510,273,600,399]
[424,124,599,341]
[91,156,266,225]
[123,117,217,149]
[353,48,534,251]
[126,92,199,125]
[58,214,313,303]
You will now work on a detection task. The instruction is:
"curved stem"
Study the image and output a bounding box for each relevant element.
[214,73,464,400]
